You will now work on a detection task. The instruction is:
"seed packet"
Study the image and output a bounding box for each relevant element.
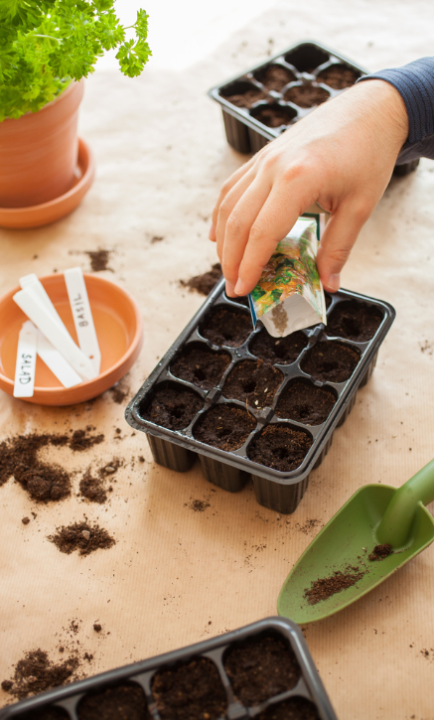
[248,217,327,338]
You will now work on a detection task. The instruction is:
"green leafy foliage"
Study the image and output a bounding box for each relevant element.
[0,0,151,120]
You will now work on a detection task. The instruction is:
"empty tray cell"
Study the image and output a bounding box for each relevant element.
[17,709,70,720]
[219,80,267,108]
[200,305,252,347]
[223,632,301,706]
[170,343,231,390]
[284,83,330,108]
[151,657,227,720]
[275,378,337,425]
[256,696,321,720]
[140,383,203,431]
[317,63,361,89]
[194,404,256,451]
[250,103,297,129]
[300,340,361,383]
[77,682,149,720]
[253,64,296,91]
[284,43,330,73]
[326,300,384,342]
[223,359,283,408]
[249,328,308,364]
[248,424,313,472]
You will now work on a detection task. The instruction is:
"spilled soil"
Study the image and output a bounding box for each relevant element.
[180,263,222,296]
[85,249,113,272]
[1,649,80,700]
[49,521,115,556]
[79,458,121,504]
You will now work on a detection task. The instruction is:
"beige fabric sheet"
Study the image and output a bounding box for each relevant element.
[2,2,434,718]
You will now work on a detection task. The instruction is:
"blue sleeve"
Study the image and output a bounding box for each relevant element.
[358,57,434,164]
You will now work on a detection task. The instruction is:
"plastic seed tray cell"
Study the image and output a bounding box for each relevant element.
[0,618,337,720]
[125,278,395,514]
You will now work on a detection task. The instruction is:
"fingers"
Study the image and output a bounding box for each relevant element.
[209,157,256,242]
[316,200,370,292]
[215,167,260,264]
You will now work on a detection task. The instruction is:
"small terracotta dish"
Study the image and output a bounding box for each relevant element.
[0,274,143,405]
[0,138,95,230]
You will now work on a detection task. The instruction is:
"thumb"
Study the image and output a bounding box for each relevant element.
[316,202,369,292]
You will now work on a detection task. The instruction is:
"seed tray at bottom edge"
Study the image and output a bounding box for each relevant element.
[125,279,395,514]
[0,618,337,720]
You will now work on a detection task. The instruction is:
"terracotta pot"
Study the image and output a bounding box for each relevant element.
[0,81,84,208]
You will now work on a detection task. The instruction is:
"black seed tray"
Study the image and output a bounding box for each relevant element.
[0,618,337,720]
[125,278,395,514]
[208,39,419,176]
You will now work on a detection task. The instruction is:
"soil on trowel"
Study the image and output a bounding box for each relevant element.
[141,385,203,431]
[0,429,104,503]
[251,105,294,128]
[1,649,80,700]
[224,633,301,706]
[317,64,360,89]
[170,343,231,390]
[224,88,267,108]
[248,425,312,472]
[200,306,252,347]
[223,359,283,407]
[369,544,392,561]
[77,683,150,720]
[304,565,367,605]
[275,379,336,425]
[327,300,383,342]
[249,329,308,365]
[49,521,115,556]
[284,84,329,108]
[300,341,360,383]
[194,405,256,451]
[180,263,222,296]
[257,697,321,720]
[254,64,296,91]
[152,657,227,720]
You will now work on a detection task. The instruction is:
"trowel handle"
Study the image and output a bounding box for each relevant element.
[377,458,434,548]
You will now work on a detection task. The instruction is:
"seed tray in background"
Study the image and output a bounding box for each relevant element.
[125,278,395,514]
[208,39,419,176]
[0,618,337,720]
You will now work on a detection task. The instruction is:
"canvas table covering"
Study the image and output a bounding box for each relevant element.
[1,2,434,718]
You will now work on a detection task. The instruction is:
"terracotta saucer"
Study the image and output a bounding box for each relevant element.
[0,138,95,230]
[0,274,143,406]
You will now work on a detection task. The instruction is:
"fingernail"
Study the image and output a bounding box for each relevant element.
[328,273,340,292]
[209,224,216,241]
[226,280,235,297]
[234,278,245,296]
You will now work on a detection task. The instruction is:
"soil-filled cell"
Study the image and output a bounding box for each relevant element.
[170,343,231,390]
[284,44,329,73]
[223,632,301,706]
[200,306,252,347]
[223,359,283,408]
[284,83,329,108]
[326,300,383,342]
[220,80,267,108]
[301,341,360,383]
[256,697,321,720]
[253,64,296,91]
[317,63,361,89]
[152,657,227,720]
[141,384,203,431]
[77,683,149,720]
[249,329,308,365]
[250,103,297,129]
[18,709,70,720]
[275,379,336,425]
[194,405,256,451]
[248,425,312,472]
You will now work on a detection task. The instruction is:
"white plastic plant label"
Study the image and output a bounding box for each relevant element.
[19,274,65,329]
[248,217,327,338]
[14,321,37,398]
[64,268,101,375]
[37,331,82,388]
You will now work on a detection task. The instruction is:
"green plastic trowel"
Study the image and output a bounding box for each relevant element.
[278,459,434,624]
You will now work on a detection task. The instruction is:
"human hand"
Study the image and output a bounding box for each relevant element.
[209,79,409,296]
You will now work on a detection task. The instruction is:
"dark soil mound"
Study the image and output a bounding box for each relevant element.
[249,329,308,364]
[254,64,296,91]
[224,633,301,706]
[180,263,222,296]
[224,88,267,108]
[49,521,115,556]
[248,425,312,472]
[152,658,227,720]
[275,379,336,425]
[300,341,360,382]
[317,64,360,89]
[327,300,383,342]
[257,697,321,720]
[250,105,295,128]
[170,343,231,390]
[223,359,283,408]
[78,683,149,720]
[1,649,79,700]
[194,405,256,451]
[142,385,203,431]
[284,84,329,108]
[200,306,252,347]
[304,566,366,605]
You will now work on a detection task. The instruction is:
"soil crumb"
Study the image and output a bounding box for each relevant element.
[1,649,80,700]
[180,263,222,296]
[85,249,113,272]
[93,624,102,633]
[304,566,367,605]
[49,521,115,556]
[0,429,104,503]
[79,470,108,503]
[185,499,210,512]
[108,379,130,404]
[22,517,30,525]
[369,544,392,561]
